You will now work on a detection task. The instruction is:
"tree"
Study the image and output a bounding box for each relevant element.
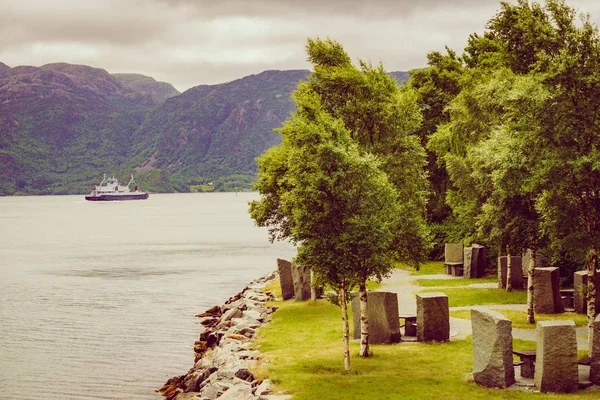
[250,38,430,365]
[302,38,430,357]
[251,84,404,371]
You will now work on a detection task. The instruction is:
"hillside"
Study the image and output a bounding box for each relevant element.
[129,69,310,191]
[0,62,156,195]
[0,62,410,195]
[112,73,180,103]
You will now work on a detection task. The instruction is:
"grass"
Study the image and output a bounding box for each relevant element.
[417,277,497,287]
[421,287,527,307]
[397,261,446,275]
[450,309,588,329]
[253,298,598,400]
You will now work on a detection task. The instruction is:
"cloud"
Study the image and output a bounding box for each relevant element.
[1,0,600,91]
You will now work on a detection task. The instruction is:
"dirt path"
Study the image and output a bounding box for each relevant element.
[379,268,589,349]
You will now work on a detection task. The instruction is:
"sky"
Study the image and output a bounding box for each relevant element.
[2,0,600,92]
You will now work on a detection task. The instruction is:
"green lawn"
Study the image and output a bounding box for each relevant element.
[451,309,587,330]
[397,261,446,275]
[417,277,497,287]
[254,299,598,400]
[421,287,527,307]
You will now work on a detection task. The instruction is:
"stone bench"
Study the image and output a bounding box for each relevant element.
[444,262,464,276]
[513,349,536,378]
[399,314,417,337]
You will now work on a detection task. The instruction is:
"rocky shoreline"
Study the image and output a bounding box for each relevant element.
[157,271,290,400]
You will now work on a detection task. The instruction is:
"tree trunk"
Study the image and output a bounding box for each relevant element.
[527,238,536,324]
[310,269,316,302]
[588,246,598,351]
[340,283,351,373]
[506,246,513,292]
[359,281,370,357]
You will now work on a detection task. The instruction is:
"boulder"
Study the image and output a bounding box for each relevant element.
[416,292,449,342]
[471,309,515,388]
[217,384,254,400]
[351,291,401,344]
[534,320,578,393]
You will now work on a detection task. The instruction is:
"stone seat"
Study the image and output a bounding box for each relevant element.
[444,262,464,276]
[513,349,536,378]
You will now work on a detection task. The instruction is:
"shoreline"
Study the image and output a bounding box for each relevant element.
[157,270,287,400]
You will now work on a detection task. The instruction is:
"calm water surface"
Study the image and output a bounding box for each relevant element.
[0,193,295,400]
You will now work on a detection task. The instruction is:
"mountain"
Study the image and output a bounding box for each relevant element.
[0,62,158,195]
[112,73,180,103]
[0,62,410,195]
[129,69,310,190]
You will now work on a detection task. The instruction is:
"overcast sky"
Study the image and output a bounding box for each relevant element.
[2,0,600,92]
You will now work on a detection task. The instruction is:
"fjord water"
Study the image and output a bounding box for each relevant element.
[0,193,295,400]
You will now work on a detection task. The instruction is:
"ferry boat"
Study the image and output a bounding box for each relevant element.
[85,174,149,201]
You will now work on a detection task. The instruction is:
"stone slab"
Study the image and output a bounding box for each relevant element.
[351,291,401,344]
[291,262,311,301]
[497,256,523,290]
[591,315,600,385]
[534,320,578,393]
[277,259,294,300]
[471,309,515,388]
[416,292,449,342]
[573,270,600,315]
[533,267,563,314]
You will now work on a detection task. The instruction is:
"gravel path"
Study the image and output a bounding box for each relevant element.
[379,268,589,350]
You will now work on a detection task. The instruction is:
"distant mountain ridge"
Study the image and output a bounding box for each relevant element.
[113,73,180,103]
[0,62,410,195]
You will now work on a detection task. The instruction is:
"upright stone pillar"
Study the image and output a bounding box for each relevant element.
[291,262,311,301]
[533,267,564,314]
[497,256,523,289]
[522,249,545,278]
[351,292,401,344]
[471,309,515,388]
[416,292,449,342]
[534,320,578,393]
[573,270,600,314]
[277,258,294,300]
[591,315,600,385]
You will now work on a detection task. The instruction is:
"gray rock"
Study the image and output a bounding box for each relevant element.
[464,244,486,278]
[533,267,563,314]
[471,309,515,388]
[218,384,255,400]
[416,292,449,342]
[277,258,295,300]
[254,379,271,397]
[573,270,600,314]
[350,291,401,344]
[291,262,311,301]
[174,393,202,400]
[497,256,523,289]
[534,320,578,393]
[590,315,600,385]
[522,249,545,277]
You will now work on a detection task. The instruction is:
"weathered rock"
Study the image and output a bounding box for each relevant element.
[277,259,295,300]
[573,270,600,314]
[471,309,515,389]
[463,244,486,278]
[350,291,401,344]
[534,320,578,393]
[291,262,311,301]
[183,368,216,392]
[533,267,564,314]
[254,379,271,397]
[416,292,449,342]
[497,256,523,290]
[195,305,222,318]
[590,315,600,385]
[218,384,255,400]
[234,368,255,382]
[173,392,201,400]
